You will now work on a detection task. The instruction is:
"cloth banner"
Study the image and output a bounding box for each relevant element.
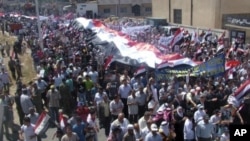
[191,53,225,77]
[158,35,174,47]
[121,25,151,36]
[34,111,50,135]
[155,64,193,81]
[155,54,225,79]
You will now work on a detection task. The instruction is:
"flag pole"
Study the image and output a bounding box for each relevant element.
[35,0,44,50]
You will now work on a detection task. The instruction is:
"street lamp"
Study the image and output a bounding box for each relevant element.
[35,0,43,50]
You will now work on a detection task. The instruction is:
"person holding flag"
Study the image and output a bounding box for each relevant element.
[19,117,37,141]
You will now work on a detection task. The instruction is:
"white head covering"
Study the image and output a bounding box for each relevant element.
[159,121,169,136]
[177,106,184,117]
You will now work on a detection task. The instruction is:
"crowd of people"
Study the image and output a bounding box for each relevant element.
[0,11,249,141]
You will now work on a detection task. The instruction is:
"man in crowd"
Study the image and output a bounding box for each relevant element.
[2,11,250,141]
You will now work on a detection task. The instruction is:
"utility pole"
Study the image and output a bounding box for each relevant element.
[118,0,120,17]
[35,0,43,50]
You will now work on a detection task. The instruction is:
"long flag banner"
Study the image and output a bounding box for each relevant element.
[121,25,151,36]
[73,18,195,68]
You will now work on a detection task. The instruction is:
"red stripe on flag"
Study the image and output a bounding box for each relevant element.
[59,113,65,129]
[225,60,240,69]
[135,66,146,76]
[104,56,113,70]
[170,28,182,47]
[34,111,47,130]
[234,80,250,101]
[11,51,15,59]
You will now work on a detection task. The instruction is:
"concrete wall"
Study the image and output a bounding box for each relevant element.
[170,0,191,25]
[152,0,217,28]
[98,0,151,5]
[98,3,152,17]
[141,3,152,17]
[152,0,168,19]
[76,3,98,15]
[192,0,217,28]
[98,5,116,17]
[220,0,250,14]
[152,0,250,29]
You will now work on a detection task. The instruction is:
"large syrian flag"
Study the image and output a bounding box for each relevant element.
[234,80,250,103]
[74,18,185,68]
[34,111,50,135]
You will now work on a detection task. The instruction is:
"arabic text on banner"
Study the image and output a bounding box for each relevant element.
[155,54,225,81]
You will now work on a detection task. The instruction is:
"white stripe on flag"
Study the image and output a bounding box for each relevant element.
[60,114,65,130]
[34,112,50,135]
[157,58,197,69]
[234,80,250,102]
[135,66,146,76]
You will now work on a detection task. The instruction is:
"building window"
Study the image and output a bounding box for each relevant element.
[145,7,152,12]
[120,7,127,13]
[103,8,110,14]
[173,9,182,24]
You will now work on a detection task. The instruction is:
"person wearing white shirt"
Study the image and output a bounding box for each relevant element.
[88,68,98,84]
[209,110,221,138]
[220,128,229,141]
[110,95,124,120]
[94,87,107,106]
[184,113,195,141]
[94,87,107,118]
[0,68,11,92]
[27,107,39,125]
[138,111,151,130]
[118,79,132,99]
[19,117,37,141]
[20,88,34,115]
[118,79,132,117]
[53,73,64,88]
[195,115,214,141]
[194,104,206,124]
[87,111,99,141]
[110,113,129,135]
[141,119,153,140]
[127,90,139,123]
[134,123,143,141]
[35,77,48,106]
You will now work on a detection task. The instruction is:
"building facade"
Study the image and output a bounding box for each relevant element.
[152,0,250,42]
[97,0,152,18]
[76,1,98,18]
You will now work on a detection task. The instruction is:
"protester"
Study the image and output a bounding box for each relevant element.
[61,125,79,141]
[1,11,250,141]
[195,115,215,141]
[144,123,162,141]
[19,117,37,141]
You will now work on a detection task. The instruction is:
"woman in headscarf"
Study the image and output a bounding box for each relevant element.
[173,106,186,141]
